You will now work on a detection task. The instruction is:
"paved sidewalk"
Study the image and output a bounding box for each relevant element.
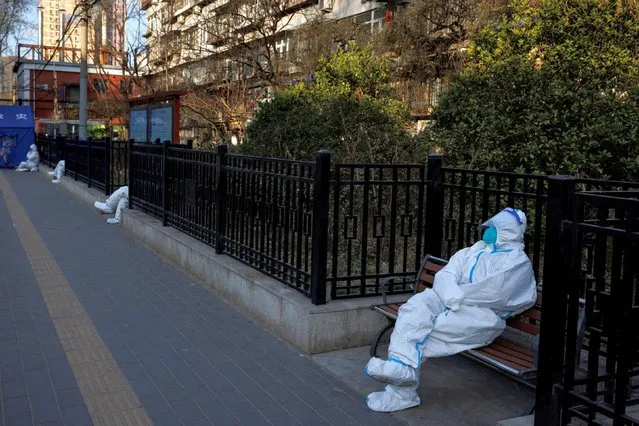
[0,170,399,426]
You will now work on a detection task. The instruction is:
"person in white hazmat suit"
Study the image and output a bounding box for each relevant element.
[365,207,537,412]
[48,160,65,183]
[16,144,40,172]
[94,186,128,224]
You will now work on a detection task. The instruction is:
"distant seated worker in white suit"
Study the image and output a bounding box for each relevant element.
[365,207,537,412]
[94,186,128,225]
[16,144,40,172]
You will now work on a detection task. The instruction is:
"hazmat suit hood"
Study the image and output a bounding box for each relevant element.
[479,207,527,250]
[29,144,37,151]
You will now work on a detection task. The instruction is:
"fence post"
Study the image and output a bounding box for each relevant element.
[128,139,134,210]
[310,150,331,305]
[162,140,169,226]
[87,137,92,189]
[535,176,575,426]
[104,137,111,195]
[56,135,65,173]
[424,154,444,257]
[215,144,228,254]
[186,139,193,149]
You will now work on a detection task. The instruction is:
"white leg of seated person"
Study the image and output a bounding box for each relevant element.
[50,161,64,180]
[365,289,444,387]
[16,161,30,172]
[52,162,65,183]
[366,383,421,413]
[95,186,128,214]
[107,197,127,224]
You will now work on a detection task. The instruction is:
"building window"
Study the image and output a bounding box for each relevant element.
[119,79,133,94]
[93,79,108,93]
[64,84,80,103]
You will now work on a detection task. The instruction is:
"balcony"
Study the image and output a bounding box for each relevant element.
[15,44,125,68]
[278,0,315,15]
[141,0,152,10]
[207,34,229,48]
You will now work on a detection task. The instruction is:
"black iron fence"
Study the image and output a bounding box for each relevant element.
[535,180,639,425]
[41,137,639,308]
[38,136,129,194]
[129,143,329,303]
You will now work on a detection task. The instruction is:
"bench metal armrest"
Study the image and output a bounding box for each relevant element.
[380,277,399,305]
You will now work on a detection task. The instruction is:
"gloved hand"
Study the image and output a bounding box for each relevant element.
[448,300,461,311]
[433,279,464,312]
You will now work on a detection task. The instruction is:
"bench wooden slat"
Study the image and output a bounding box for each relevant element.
[507,318,540,336]
[425,261,444,273]
[484,341,534,363]
[418,272,434,286]
[474,343,534,371]
[521,309,542,321]
[373,303,405,319]
[497,340,535,359]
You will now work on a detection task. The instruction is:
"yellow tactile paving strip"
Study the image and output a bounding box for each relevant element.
[0,172,153,426]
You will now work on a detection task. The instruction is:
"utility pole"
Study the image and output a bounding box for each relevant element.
[79,0,89,140]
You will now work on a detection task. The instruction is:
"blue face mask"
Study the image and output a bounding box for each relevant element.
[482,225,497,245]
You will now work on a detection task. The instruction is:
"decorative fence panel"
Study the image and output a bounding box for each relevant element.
[129,143,165,220]
[165,147,217,246]
[329,164,427,298]
[221,155,316,295]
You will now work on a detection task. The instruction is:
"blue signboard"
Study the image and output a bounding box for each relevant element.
[129,108,147,142]
[150,106,173,143]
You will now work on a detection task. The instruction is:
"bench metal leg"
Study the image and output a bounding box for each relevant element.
[370,322,395,358]
[526,402,535,416]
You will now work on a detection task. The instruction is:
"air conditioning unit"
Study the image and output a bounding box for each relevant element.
[319,0,333,13]
[177,15,185,24]
[193,5,201,13]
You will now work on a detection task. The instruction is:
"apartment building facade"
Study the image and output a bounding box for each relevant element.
[141,0,393,87]
[138,0,457,144]
[37,0,125,63]
[0,57,17,105]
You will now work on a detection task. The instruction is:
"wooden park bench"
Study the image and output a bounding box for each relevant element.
[370,254,545,384]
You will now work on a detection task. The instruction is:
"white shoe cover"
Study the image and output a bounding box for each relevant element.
[52,179,61,184]
[94,201,113,214]
[106,217,120,225]
[365,357,418,387]
[366,384,421,412]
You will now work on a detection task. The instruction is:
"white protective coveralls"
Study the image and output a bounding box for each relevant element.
[48,160,65,183]
[94,186,128,224]
[365,208,537,412]
[16,144,40,172]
